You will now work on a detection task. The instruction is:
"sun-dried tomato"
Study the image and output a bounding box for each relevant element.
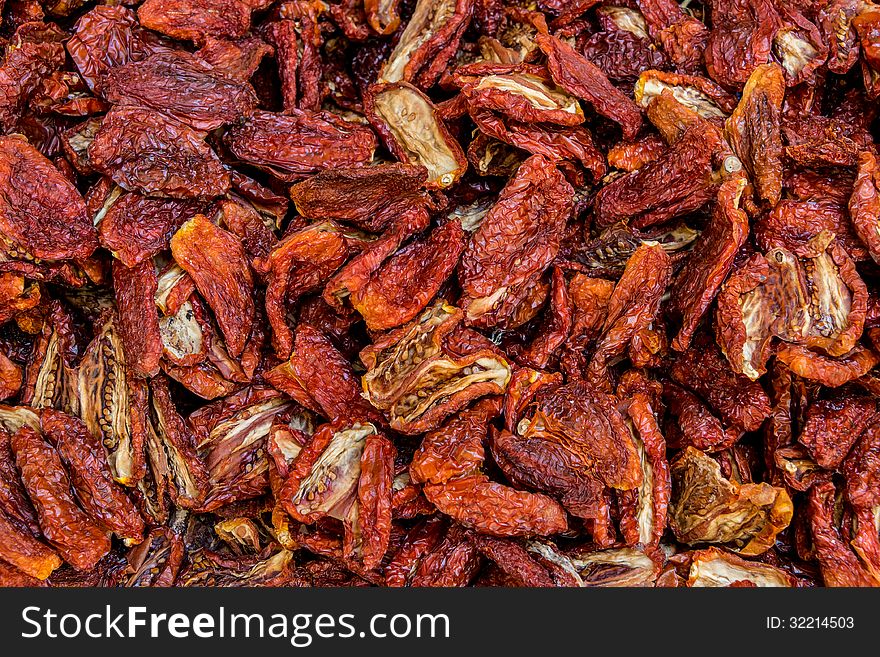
[112,260,162,379]
[587,243,671,385]
[2,0,880,589]
[137,0,253,43]
[361,302,511,434]
[461,70,584,126]
[850,151,880,264]
[853,8,880,98]
[798,393,877,469]
[97,192,206,268]
[149,376,210,508]
[40,409,145,545]
[352,219,466,332]
[0,135,97,261]
[267,324,380,423]
[423,474,567,538]
[459,154,572,328]
[347,433,395,570]
[716,233,868,379]
[607,134,667,172]
[593,125,719,230]
[254,222,350,357]
[170,214,255,358]
[758,199,868,263]
[0,507,61,581]
[493,380,643,530]
[123,527,184,587]
[470,109,607,179]
[585,8,668,83]
[669,174,749,351]
[410,396,498,486]
[617,390,670,548]
[724,63,785,208]
[194,36,270,82]
[534,17,643,140]
[670,334,771,433]
[103,50,258,131]
[11,425,111,570]
[67,6,168,92]
[704,0,780,91]
[89,106,231,199]
[289,163,428,232]
[191,386,293,511]
[686,547,798,587]
[670,446,793,556]
[637,0,710,73]
[225,109,377,181]
[365,83,467,189]
[807,481,880,586]
[378,0,473,88]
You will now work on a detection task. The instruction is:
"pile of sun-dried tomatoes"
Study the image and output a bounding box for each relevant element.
[0,0,879,588]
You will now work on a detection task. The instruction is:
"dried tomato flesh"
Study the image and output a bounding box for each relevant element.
[0,0,878,589]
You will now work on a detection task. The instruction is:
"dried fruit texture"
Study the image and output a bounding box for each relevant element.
[617,392,670,548]
[98,192,205,267]
[799,394,877,469]
[534,18,643,139]
[378,0,473,88]
[366,83,466,189]
[195,35,272,82]
[3,0,880,589]
[634,2,706,73]
[74,317,146,487]
[226,110,377,181]
[587,243,671,384]
[138,0,253,43]
[102,50,258,131]
[0,135,97,261]
[459,154,573,328]
[670,447,793,556]
[423,474,568,537]
[470,109,607,179]
[758,200,868,263]
[670,334,771,434]
[89,106,230,199]
[854,9,880,98]
[687,547,796,587]
[11,425,111,571]
[592,125,719,230]
[266,324,380,423]
[170,215,254,358]
[669,174,749,351]
[716,233,868,380]
[113,260,162,379]
[0,26,66,131]
[40,409,145,545]
[704,0,780,91]
[584,7,668,84]
[352,219,467,331]
[461,72,584,126]
[724,63,785,208]
[361,302,511,434]
[289,164,428,232]
[254,222,350,357]
[410,396,499,485]
[808,482,880,587]
[0,509,61,581]
[191,387,293,511]
[850,151,880,264]
[634,69,736,118]
[67,6,168,92]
